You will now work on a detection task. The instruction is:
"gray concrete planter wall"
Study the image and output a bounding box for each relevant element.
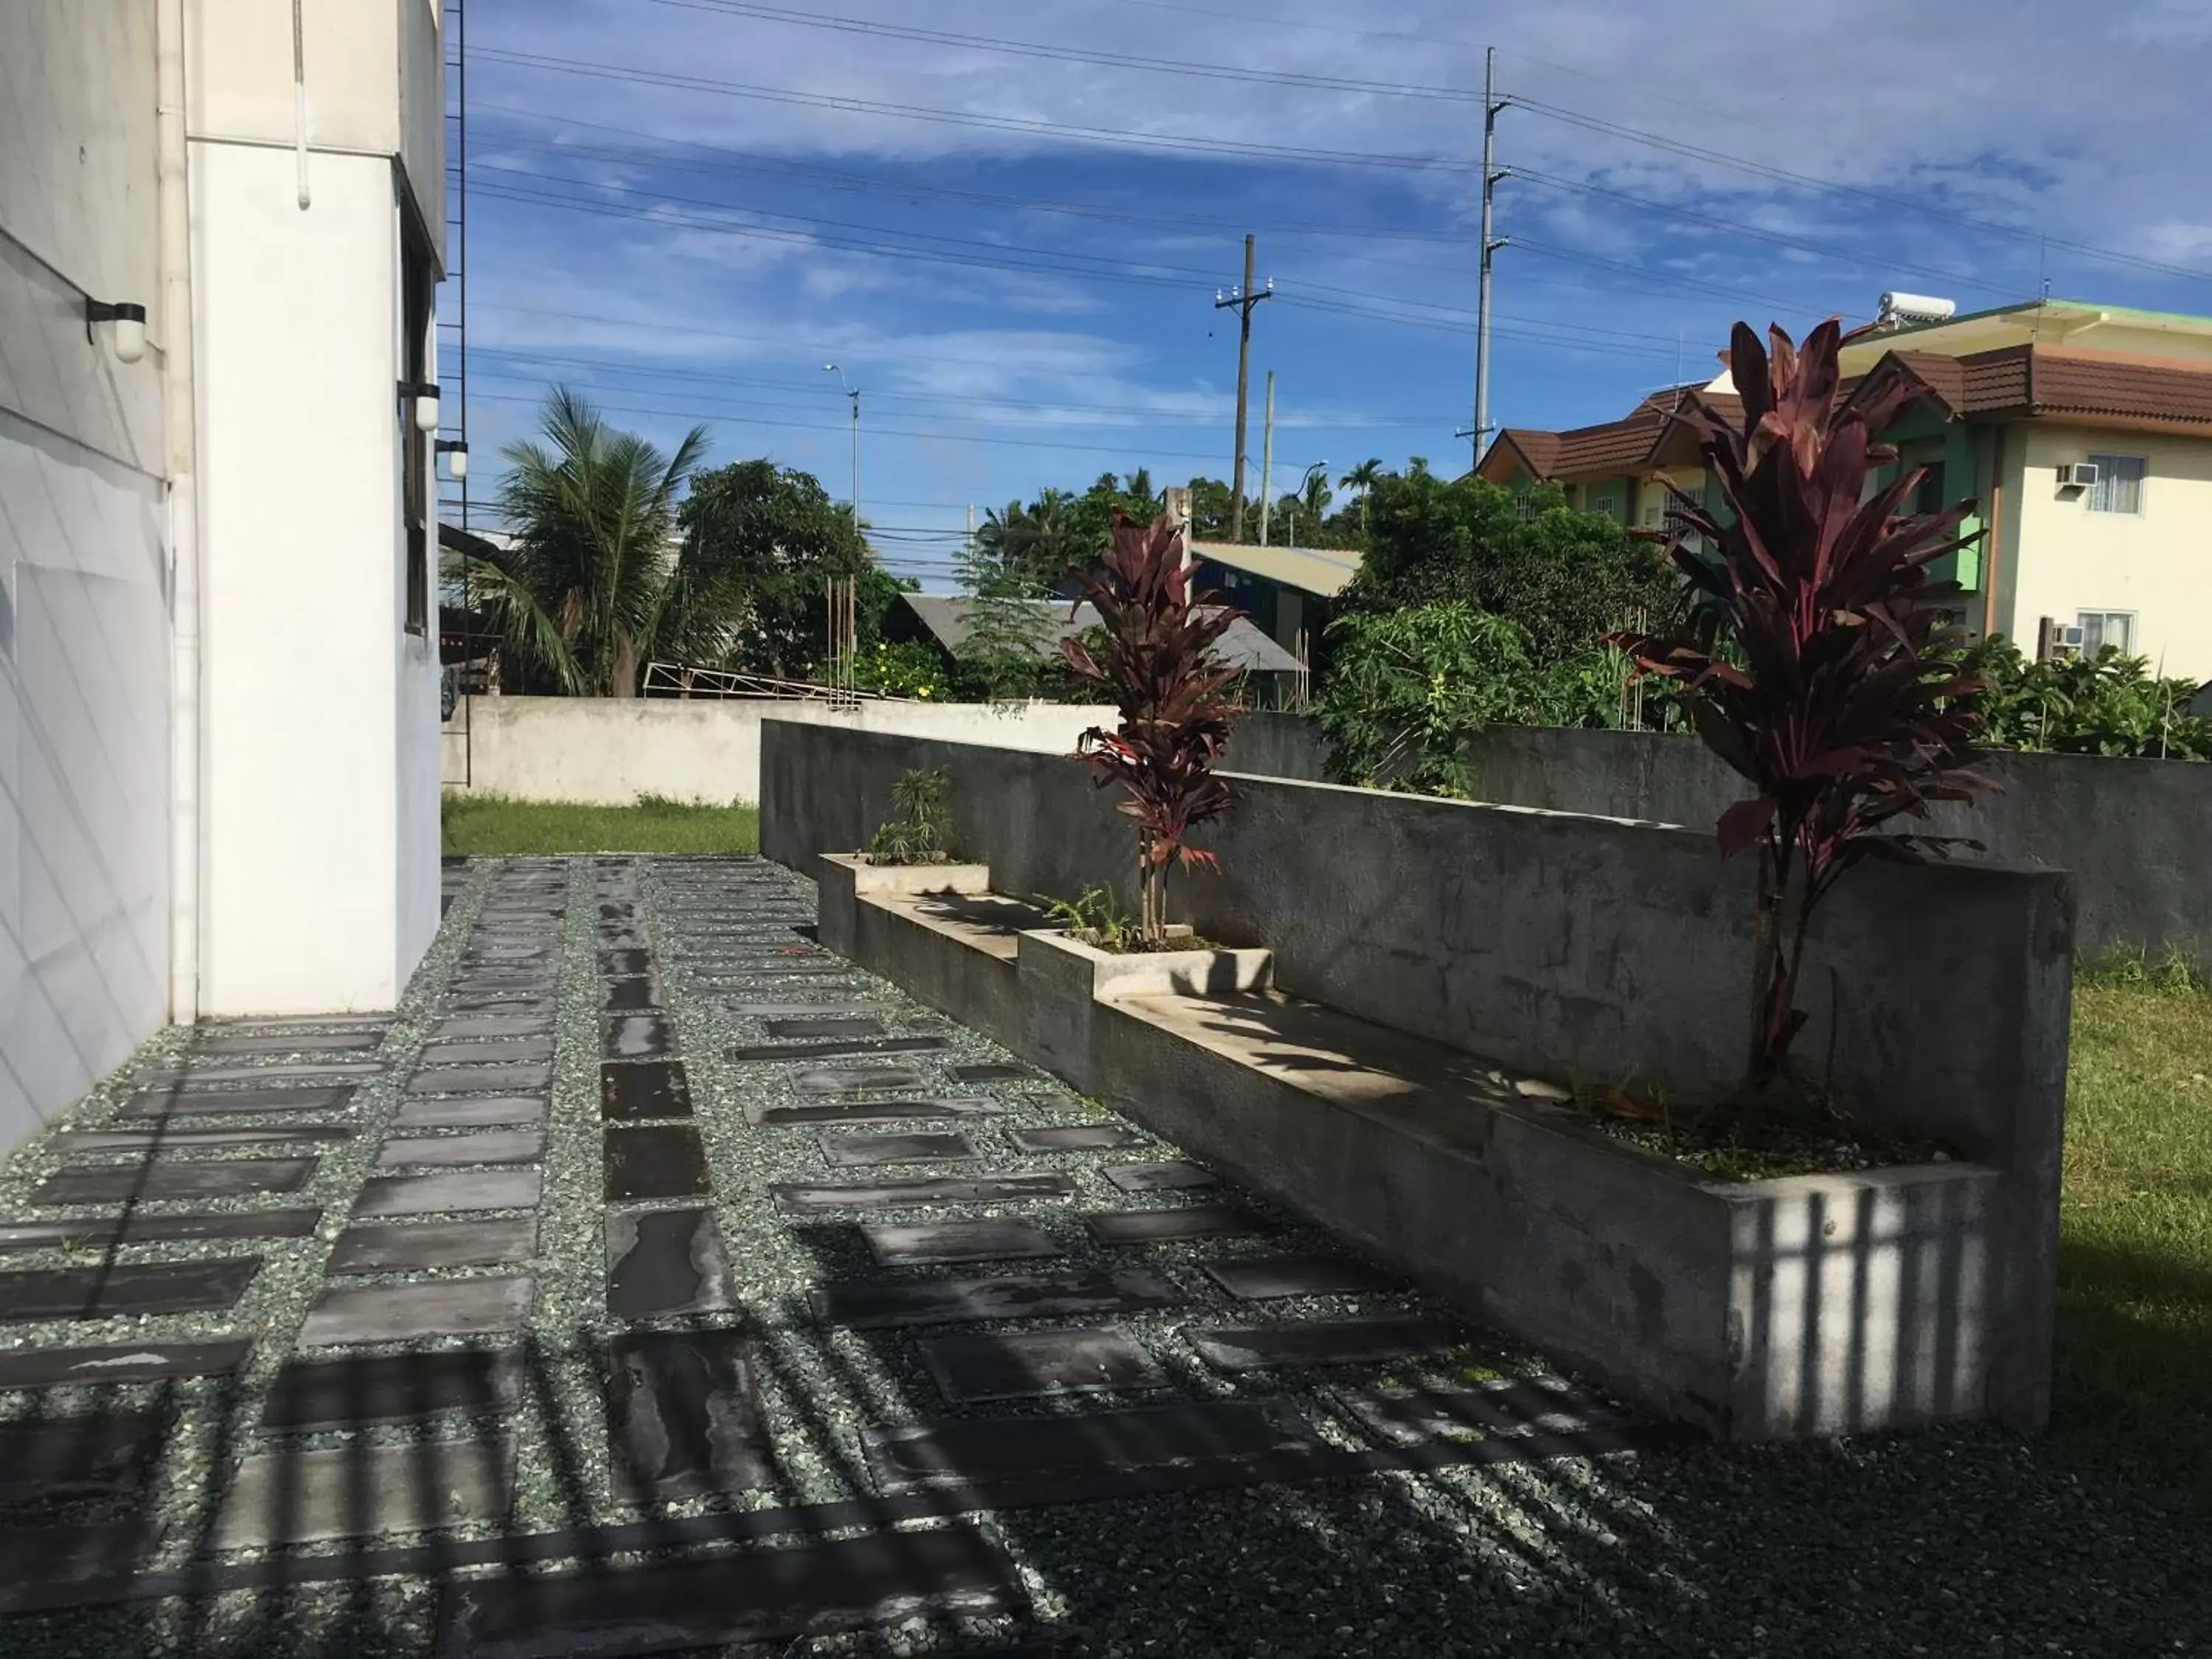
[1222,715,2212,970]
[776,722,2073,1439]
[819,853,2019,1442]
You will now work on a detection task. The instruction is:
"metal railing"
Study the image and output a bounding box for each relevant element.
[640,661,905,706]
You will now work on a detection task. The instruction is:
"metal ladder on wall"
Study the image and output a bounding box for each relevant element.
[437,0,473,788]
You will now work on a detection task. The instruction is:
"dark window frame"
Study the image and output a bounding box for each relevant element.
[401,227,434,638]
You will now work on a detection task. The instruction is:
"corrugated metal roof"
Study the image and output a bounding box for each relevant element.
[1187,539,1363,598]
[898,595,1303,673]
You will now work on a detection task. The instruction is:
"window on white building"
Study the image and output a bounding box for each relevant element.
[2076,611,2135,655]
[2087,453,2146,515]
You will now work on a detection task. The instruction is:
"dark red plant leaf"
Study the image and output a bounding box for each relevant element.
[1717,796,1776,858]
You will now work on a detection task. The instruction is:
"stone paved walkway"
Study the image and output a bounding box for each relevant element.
[0,857,2205,1657]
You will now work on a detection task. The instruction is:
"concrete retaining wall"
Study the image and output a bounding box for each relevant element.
[1227,717,2211,967]
[765,719,2073,1428]
[820,853,2024,1439]
[441,695,1110,805]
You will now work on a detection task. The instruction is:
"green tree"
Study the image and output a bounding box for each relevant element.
[975,488,1086,593]
[678,459,897,680]
[1339,458,1385,535]
[1186,476,1236,540]
[474,387,710,697]
[1349,470,1669,665]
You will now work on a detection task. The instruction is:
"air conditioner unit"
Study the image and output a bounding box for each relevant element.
[2037,617,2087,660]
[2059,624,2087,650]
[2055,462,2101,491]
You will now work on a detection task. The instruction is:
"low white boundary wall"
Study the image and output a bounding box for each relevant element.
[440,695,1110,806]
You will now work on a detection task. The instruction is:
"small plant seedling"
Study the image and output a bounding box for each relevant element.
[866,768,953,866]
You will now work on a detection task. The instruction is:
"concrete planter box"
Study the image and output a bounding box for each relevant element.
[817,852,2031,1443]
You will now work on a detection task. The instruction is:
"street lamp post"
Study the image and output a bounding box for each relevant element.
[822,364,860,526]
[1284,460,1327,547]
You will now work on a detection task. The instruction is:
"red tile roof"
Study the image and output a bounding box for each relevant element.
[1484,344,2212,485]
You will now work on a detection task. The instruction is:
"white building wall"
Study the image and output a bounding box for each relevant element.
[2006,421,2212,681]
[0,3,174,1143]
[445,696,1114,807]
[193,143,428,1013]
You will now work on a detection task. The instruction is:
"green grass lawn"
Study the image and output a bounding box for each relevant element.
[2055,970,2212,1514]
[440,793,759,857]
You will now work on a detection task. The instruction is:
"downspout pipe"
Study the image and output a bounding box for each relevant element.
[1982,426,2006,644]
[293,0,311,209]
[159,0,203,1025]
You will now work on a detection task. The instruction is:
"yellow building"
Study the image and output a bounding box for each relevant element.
[1477,300,2212,681]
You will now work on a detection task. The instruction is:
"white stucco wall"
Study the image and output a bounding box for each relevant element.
[2006,422,2212,681]
[443,698,1115,807]
[195,144,436,1013]
[0,3,174,1146]
[188,0,443,265]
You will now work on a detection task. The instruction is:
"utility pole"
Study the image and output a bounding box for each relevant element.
[1470,47,1509,473]
[1214,234,1271,540]
[1257,371,1276,546]
[824,363,861,531]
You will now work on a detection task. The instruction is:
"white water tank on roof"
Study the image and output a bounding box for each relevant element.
[1879,292,1957,326]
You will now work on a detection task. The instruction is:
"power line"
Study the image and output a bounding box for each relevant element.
[463,387,1283,462]
[470,172,1731,358]
[471,48,1478,173]
[1509,237,1857,317]
[470,177,1207,294]
[1509,94,2212,286]
[467,361,1454,429]
[637,0,1486,104]
[1509,167,2011,297]
[474,117,1747,323]
[473,354,1455,425]
[473,111,1483,257]
[476,35,2202,289]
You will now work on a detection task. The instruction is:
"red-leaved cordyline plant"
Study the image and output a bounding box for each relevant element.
[1610,319,1994,1119]
[1060,511,1245,947]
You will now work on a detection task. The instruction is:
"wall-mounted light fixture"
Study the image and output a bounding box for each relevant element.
[397,380,441,433]
[434,439,469,481]
[86,299,147,364]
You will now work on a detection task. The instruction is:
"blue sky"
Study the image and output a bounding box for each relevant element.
[442,0,2212,588]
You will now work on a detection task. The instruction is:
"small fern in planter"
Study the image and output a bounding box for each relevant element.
[1059,512,1245,947]
[866,768,953,866]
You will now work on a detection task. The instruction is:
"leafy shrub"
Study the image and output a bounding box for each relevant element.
[1963,639,2212,760]
[848,639,946,700]
[866,768,953,866]
[1612,319,1991,1116]
[1310,603,1622,794]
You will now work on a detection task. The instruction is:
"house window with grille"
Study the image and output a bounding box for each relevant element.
[2087,454,2146,515]
[2077,611,2135,655]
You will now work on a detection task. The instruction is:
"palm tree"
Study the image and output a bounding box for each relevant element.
[1340,458,1385,535]
[1122,465,1155,500]
[472,386,710,698]
[975,488,1082,592]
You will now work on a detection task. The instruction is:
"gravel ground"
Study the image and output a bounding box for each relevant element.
[0,855,2208,1658]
